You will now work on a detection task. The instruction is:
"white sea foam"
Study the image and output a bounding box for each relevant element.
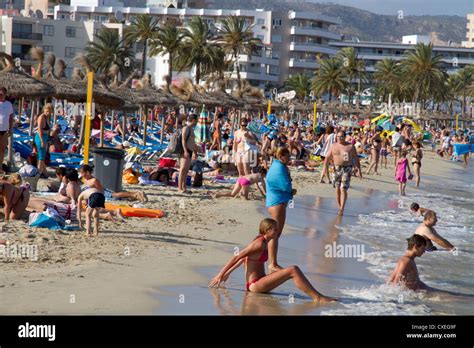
[333,189,474,314]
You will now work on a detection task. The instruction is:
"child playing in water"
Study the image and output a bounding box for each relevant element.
[214,167,267,200]
[77,188,105,237]
[209,218,336,304]
[395,150,412,196]
[387,234,427,291]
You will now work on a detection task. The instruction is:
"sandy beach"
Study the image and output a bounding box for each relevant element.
[0,149,470,314]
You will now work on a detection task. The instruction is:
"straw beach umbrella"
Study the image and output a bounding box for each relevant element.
[0,52,54,98]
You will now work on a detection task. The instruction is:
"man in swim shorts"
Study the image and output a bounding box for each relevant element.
[324,131,362,215]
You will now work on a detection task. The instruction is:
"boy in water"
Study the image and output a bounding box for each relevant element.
[409,202,433,217]
[414,210,456,252]
[388,234,427,291]
[77,188,105,237]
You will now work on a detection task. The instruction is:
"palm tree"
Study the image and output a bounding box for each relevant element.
[217,15,262,90]
[85,28,135,78]
[284,74,311,101]
[175,17,223,84]
[337,47,367,106]
[401,43,447,111]
[311,58,347,103]
[149,23,185,88]
[373,59,403,103]
[454,67,474,117]
[125,14,160,76]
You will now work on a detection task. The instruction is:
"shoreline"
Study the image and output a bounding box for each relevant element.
[0,150,470,314]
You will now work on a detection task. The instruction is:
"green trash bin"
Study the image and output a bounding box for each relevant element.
[90,147,125,192]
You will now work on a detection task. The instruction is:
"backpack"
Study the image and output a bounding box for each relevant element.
[167,127,190,155]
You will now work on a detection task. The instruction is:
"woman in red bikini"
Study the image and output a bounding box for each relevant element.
[209,218,336,304]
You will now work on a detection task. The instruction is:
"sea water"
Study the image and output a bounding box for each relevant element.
[321,166,474,316]
[155,166,473,315]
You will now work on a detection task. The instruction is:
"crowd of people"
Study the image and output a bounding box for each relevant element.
[0,83,472,301]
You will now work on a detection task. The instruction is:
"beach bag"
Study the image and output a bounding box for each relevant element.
[123,169,139,185]
[167,128,184,155]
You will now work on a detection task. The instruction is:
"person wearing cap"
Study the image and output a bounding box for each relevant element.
[0,87,13,173]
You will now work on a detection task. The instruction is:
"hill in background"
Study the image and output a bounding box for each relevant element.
[123,0,467,45]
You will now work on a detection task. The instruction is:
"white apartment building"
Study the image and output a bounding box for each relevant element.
[0,13,124,76]
[462,13,474,48]
[329,35,474,77]
[53,4,341,89]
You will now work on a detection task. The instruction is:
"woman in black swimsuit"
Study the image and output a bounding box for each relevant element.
[411,141,423,188]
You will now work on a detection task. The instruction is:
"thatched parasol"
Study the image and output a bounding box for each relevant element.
[72,55,124,109]
[0,52,54,98]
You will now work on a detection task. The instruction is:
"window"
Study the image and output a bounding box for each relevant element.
[43,25,54,36]
[256,18,265,25]
[42,45,53,53]
[79,15,89,21]
[66,27,76,38]
[271,35,282,43]
[13,23,32,33]
[94,29,101,36]
[65,47,76,58]
[272,19,282,26]
[94,15,107,22]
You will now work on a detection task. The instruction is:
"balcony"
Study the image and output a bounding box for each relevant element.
[237,71,278,82]
[238,54,279,66]
[289,42,338,55]
[289,58,319,69]
[290,26,341,41]
[12,32,43,41]
[288,11,341,25]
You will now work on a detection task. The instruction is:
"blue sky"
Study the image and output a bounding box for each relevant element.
[310,0,472,16]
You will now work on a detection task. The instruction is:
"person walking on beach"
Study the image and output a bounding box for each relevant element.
[233,118,257,176]
[391,126,405,167]
[209,218,336,304]
[415,211,456,252]
[35,103,53,178]
[365,126,383,175]
[387,234,427,291]
[0,87,13,173]
[178,114,198,194]
[318,126,335,184]
[266,148,296,272]
[77,188,105,237]
[395,150,412,196]
[324,130,362,216]
[411,141,423,188]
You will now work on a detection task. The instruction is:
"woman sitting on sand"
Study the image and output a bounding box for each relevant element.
[214,167,267,200]
[209,218,336,304]
[0,174,31,220]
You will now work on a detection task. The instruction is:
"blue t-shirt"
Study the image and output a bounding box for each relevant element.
[266,159,293,207]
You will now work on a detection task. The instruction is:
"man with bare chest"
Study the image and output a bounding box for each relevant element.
[388,234,427,291]
[324,131,362,215]
[415,211,456,252]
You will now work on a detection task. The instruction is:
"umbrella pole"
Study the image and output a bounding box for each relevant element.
[99,110,105,148]
[122,111,127,140]
[160,115,165,145]
[110,110,115,131]
[142,106,147,146]
[29,99,36,136]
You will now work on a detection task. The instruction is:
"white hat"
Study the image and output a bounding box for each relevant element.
[122,141,131,147]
